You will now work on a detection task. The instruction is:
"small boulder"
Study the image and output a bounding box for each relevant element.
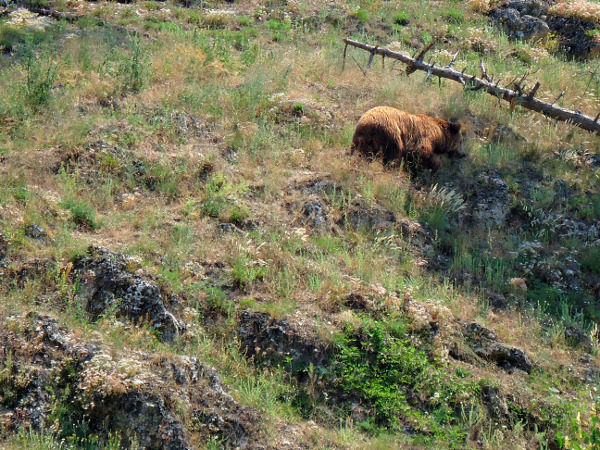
[465,172,510,227]
[25,225,48,242]
[479,343,533,374]
[463,322,533,374]
[238,311,330,375]
[494,7,549,41]
[565,325,593,350]
[73,245,182,341]
[341,203,396,232]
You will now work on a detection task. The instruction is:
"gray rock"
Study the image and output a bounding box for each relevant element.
[463,322,533,374]
[25,225,48,241]
[479,343,533,374]
[0,232,7,261]
[491,1,550,42]
[341,204,396,232]
[585,366,600,384]
[497,8,549,41]
[565,325,593,350]
[501,0,548,16]
[488,123,526,143]
[467,172,510,227]
[238,311,330,374]
[304,200,328,227]
[0,312,261,448]
[481,384,510,420]
[73,245,182,341]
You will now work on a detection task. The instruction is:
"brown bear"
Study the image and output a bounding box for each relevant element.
[351,106,466,173]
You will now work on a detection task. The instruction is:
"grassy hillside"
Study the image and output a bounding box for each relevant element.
[0,0,600,448]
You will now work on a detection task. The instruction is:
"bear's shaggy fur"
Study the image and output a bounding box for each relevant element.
[351,106,465,173]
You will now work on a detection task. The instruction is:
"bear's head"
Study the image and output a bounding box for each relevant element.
[444,122,466,159]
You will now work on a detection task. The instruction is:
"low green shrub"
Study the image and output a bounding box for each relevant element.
[581,245,600,274]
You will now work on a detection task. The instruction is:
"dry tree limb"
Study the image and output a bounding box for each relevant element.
[480,61,492,82]
[528,82,541,100]
[351,56,368,77]
[551,89,565,106]
[448,50,459,68]
[367,46,378,68]
[342,38,600,134]
[407,41,436,75]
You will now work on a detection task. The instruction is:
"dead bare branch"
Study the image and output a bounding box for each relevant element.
[480,61,492,82]
[342,38,600,134]
[448,50,459,68]
[351,56,368,77]
[528,82,541,100]
[551,89,565,106]
[407,41,436,75]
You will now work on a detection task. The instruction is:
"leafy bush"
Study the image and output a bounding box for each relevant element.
[62,199,99,230]
[20,48,58,110]
[581,245,600,274]
[265,19,292,32]
[393,12,410,26]
[444,7,464,23]
[0,25,27,53]
[201,173,228,218]
[333,320,474,444]
[353,9,370,23]
[118,33,150,93]
[557,402,600,450]
[335,322,431,429]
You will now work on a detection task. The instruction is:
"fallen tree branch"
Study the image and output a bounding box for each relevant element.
[342,38,600,134]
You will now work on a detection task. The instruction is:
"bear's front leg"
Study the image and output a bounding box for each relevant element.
[423,154,442,173]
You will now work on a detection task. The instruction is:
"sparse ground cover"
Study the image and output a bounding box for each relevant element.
[0,0,600,448]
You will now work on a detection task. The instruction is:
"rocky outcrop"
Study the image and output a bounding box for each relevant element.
[491,5,550,41]
[340,203,396,232]
[299,198,335,232]
[72,245,182,341]
[238,311,330,375]
[489,0,600,58]
[464,171,510,227]
[0,312,262,448]
[462,322,533,373]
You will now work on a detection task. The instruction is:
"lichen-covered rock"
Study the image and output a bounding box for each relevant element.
[462,322,533,374]
[0,312,96,432]
[73,245,182,341]
[24,225,48,241]
[491,5,549,41]
[489,0,600,58]
[0,312,262,449]
[340,203,396,232]
[479,342,533,374]
[565,325,594,350]
[464,172,510,227]
[496,0,549,17]
[547,15,600,59]
[238,311,330,375]
[515,240,584,292]
[299,198,334,231]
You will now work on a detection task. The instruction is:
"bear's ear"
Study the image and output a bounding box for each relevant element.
[448,122,462,134]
